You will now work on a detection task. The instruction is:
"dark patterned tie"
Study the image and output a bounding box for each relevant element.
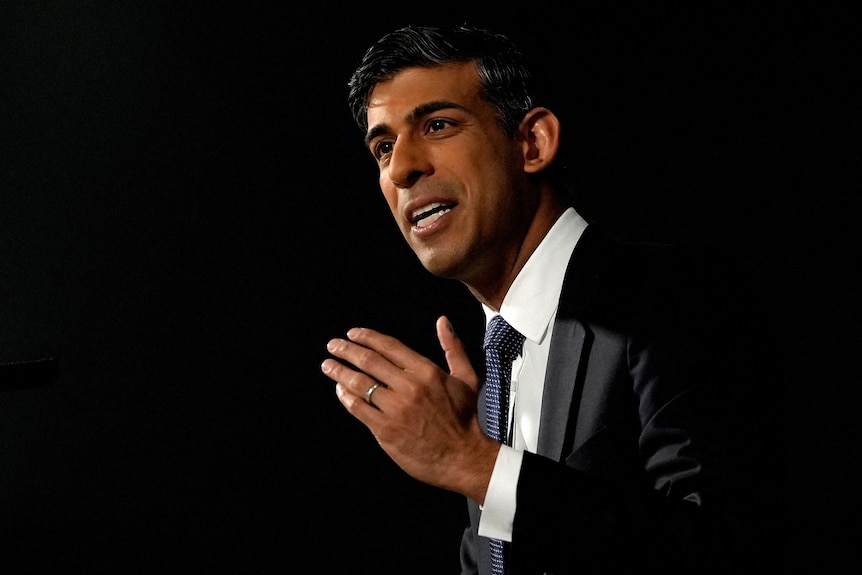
[483,315,525,575]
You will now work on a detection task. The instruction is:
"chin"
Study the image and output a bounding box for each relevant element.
[417,252,465,281]
[418,259,447,277]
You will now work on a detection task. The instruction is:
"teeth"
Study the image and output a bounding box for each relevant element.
[412,203,443,220]
[412,202,451,228]
[416,207,450,227]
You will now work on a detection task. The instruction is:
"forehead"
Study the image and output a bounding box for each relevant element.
[366,62,485,125]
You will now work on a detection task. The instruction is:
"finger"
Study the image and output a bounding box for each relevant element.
[321,358,389,419]
[436,316,480,392]
[324,336,409,394]
[336,380,390,412]
[320,355,377,401]
[334,381,391,430]
[343,327,438,381]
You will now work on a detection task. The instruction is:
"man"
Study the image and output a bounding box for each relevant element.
[320,24,780,574]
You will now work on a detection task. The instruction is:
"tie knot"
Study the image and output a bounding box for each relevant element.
[483,315,525,361]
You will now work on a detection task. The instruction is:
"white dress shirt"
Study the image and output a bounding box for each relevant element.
[477,207,588,542]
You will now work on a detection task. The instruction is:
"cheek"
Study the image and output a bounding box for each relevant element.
[379,184,400,220]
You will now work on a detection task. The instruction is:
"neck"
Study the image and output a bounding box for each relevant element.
[467,188,568,311]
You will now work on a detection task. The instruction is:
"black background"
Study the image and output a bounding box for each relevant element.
[1,2,856,573]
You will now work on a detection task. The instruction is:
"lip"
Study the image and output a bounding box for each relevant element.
[403,196,458,234]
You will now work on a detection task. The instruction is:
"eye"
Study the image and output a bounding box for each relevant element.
[372,139,395,160]
[427,118,451,133]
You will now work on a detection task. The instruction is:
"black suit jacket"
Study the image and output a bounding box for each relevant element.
[460,225,783,575]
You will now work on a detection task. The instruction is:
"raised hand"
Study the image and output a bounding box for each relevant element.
[320,315,500,503]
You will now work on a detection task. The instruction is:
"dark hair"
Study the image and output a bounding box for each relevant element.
[347,25,535,138]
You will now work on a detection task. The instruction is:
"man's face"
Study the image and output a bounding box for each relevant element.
[364,62,533,285]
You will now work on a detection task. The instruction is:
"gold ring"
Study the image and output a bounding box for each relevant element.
[364,383,381,406]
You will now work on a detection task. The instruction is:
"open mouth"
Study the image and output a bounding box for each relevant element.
[410,202,456,228]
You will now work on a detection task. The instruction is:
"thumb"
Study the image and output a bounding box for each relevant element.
[436,315,479,392]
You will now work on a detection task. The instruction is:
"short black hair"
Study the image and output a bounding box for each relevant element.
[347,25,535,138]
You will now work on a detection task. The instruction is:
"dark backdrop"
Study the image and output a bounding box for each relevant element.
[1,2,855,573]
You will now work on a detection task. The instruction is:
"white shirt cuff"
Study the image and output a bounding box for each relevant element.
[477,445,523,542]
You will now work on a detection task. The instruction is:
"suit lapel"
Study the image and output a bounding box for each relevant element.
[537,316,587,460]
[537,225,614,461]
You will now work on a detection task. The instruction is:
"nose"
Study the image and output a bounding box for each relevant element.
[387,136,431,188]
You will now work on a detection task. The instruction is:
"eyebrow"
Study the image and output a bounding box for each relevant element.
[364,100,468,148]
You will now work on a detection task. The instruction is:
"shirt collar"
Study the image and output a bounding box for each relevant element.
[483,207,588,344]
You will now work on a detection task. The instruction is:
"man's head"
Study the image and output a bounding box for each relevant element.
[347,25,566,308]
[348,25,534,139]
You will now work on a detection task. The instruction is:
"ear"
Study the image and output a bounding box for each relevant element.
[518,107,561,174]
